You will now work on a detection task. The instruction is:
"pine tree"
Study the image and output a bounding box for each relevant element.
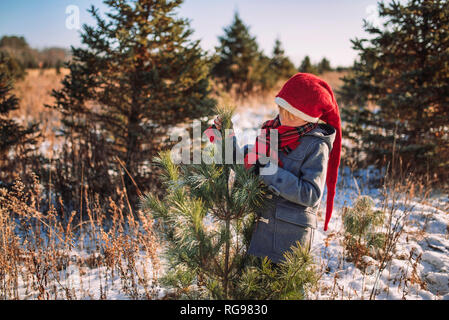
[342,196,385,264]
[338,0,449,183]
[263,38,296,87]
[317,57,332,74]
[237,245,318,299]
[141,106,318,299]
[0,61,38,181]
[253,39,296,94]
[50,0,216,206]
[212,12,262,98]
[252,52,273,93]
[298,56,318,74]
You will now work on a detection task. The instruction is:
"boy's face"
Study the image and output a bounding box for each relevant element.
[278,106,309,127]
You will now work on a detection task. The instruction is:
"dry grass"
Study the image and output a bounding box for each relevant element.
[11,69,349,148]
[368,175,430,299]
[310,169,437,300]
[319,71,348,90]
[12,68,68,153]
[0,174,161,300]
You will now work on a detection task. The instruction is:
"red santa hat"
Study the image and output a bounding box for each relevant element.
[275,73,341,231]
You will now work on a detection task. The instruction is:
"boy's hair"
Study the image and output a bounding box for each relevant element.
[278,105,306,122]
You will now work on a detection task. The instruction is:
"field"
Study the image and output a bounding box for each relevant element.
[9,69,349,157]
[234,106,449,300]
[1,69,448,299]
[11,68,68,156]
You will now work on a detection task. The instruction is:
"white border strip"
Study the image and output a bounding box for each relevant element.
[275,97,320,123]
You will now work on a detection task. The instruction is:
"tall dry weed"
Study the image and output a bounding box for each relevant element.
[0,173,160,300]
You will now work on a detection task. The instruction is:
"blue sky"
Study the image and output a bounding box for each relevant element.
[0,0,385,67]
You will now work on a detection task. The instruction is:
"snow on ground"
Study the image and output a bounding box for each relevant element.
[232,104,449,300]
[311,172,449,300]
[14,246,166,300]
[13,104,448,300]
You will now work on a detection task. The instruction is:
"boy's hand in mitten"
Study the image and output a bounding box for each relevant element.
[213,116,222,131]
[206,115,235,143]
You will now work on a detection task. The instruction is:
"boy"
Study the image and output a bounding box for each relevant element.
[212,73,341,263]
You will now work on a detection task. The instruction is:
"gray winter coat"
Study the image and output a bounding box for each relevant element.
[238,123,336,263]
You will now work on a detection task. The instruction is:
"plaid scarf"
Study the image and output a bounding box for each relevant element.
[244,116,318,170]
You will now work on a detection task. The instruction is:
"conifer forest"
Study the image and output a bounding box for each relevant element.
[0,0,448,301]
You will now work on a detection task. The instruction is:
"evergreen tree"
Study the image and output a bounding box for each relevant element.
[50,0,215,206]
[271,38,296,77]
[212,12,261,98]
[317,57,332,74]
[298,56,318,74]
[263,38,296,88]
[141,107,317,299]
[0,62,38,181]
[253,39,296,94]
[251,52,273,93]
[343,196,385,264]
[338,0,449,183]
